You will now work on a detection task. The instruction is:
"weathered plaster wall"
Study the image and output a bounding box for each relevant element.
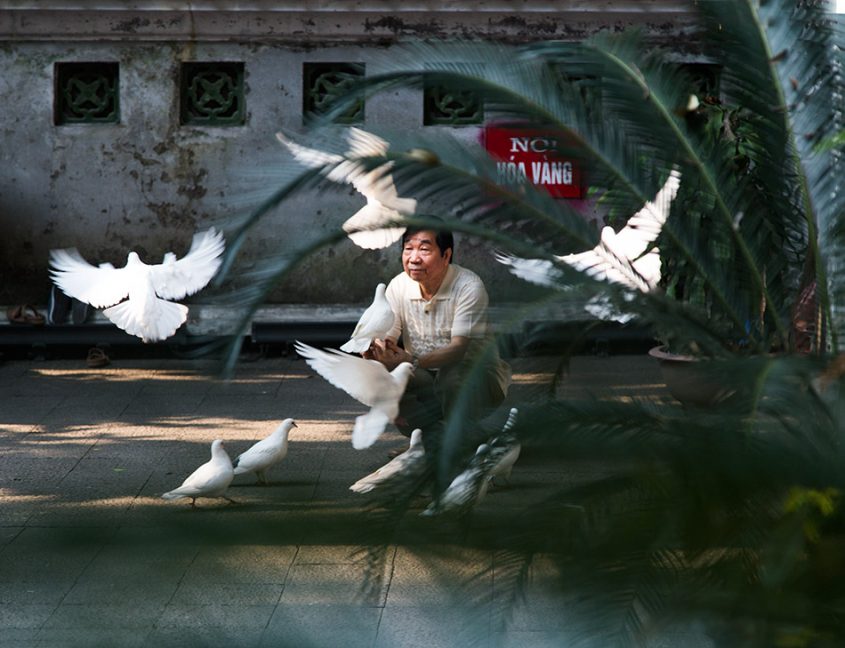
[0,2,697,306]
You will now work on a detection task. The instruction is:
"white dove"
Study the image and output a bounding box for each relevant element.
[276,128,417,249]
[293,341,414,449]
[233,418,297,485]
[49,227,225,342]
[340,283,395,354]
[421,443,493,517]
[350,428,425,494]
[496,169,681,320]
[488,408,521,485]
[161,439,235,506]
[421,408,521,516]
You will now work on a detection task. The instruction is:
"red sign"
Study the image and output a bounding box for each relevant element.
[483,126,582,198]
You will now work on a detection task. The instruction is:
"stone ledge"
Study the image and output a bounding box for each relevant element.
[0,3,698,43]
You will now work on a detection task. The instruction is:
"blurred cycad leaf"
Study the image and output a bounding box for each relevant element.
[212,2,845,645]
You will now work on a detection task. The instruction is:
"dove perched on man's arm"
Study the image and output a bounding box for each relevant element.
[340,283,395,354]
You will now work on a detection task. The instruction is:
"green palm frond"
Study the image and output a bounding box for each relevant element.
[215,4,845,645]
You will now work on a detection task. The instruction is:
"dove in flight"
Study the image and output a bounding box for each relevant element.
[340,283,395,354]
[161,439,235,506]
[49,228,225,342]
[233,418,297,485]
[276,128,417,249]
[350,428,425,494]
[496,169,681,318]
[293,341,414,449]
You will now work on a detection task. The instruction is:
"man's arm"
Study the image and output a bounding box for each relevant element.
[368,336,470,371]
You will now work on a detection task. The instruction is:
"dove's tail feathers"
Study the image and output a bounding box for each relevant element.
[349,479,376,494]
[346,228,407,250]
[339,337,371,354]
[103,299,188,343]
[232,457,249,475]
[342,203,408,250]
[161,488,193,500]
[352,410,391,449]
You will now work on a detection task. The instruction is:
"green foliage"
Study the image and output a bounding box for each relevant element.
[217,1,845,646]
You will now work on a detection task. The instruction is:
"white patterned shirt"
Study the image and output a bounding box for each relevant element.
[384,264,511,394]
[384,264,488,356]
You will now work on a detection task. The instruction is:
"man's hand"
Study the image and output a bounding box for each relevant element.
[368,338,412,370]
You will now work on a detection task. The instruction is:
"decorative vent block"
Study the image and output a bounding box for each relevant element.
[54,62,119,125]
[303,62,364,124]
[180,62,245,126]
[423,80,483,126]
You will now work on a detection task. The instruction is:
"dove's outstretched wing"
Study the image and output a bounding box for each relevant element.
[49,249,130,308]
[295,342,413,449]
[294,342,395,407]
[275,132,344,168]
[277,129,416,249]
[150,228,225,300]
[611,168,681,258]
[497,169,681,293]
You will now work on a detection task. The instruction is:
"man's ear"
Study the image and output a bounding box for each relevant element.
[444,247,453,263]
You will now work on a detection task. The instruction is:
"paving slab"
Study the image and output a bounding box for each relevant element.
[0,351,716,647]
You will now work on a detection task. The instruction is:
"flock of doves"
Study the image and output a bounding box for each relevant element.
[157,406,522,516]
[46,127,681,510]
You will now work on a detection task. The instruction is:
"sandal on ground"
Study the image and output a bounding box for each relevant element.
[7,304,45,326]
[86,347,110,368]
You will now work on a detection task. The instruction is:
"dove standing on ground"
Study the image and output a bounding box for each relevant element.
[294,341,414,449]
[340,283,395,354]
[276,128,417,249]
[421,443,494,517]
[49,228,225,342]
[496,169,681,320]
[350,428,425,494]
[421,408,521,516]
[233,418,297,485]
[488,407,521,485]
[161,439,235,506]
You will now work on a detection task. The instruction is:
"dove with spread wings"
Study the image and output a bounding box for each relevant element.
[294,341,414,449]
[49,227,225,343]
[276,128,417,250]
[496,169,681,321]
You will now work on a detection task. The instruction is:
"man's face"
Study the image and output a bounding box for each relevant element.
[402,230,451,285]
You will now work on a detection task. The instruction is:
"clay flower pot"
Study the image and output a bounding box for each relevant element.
[648,345,735,407]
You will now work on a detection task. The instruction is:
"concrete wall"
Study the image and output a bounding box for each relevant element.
[0,2,697,306]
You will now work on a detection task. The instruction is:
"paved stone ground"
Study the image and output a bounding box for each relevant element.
[0,350,708,648]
